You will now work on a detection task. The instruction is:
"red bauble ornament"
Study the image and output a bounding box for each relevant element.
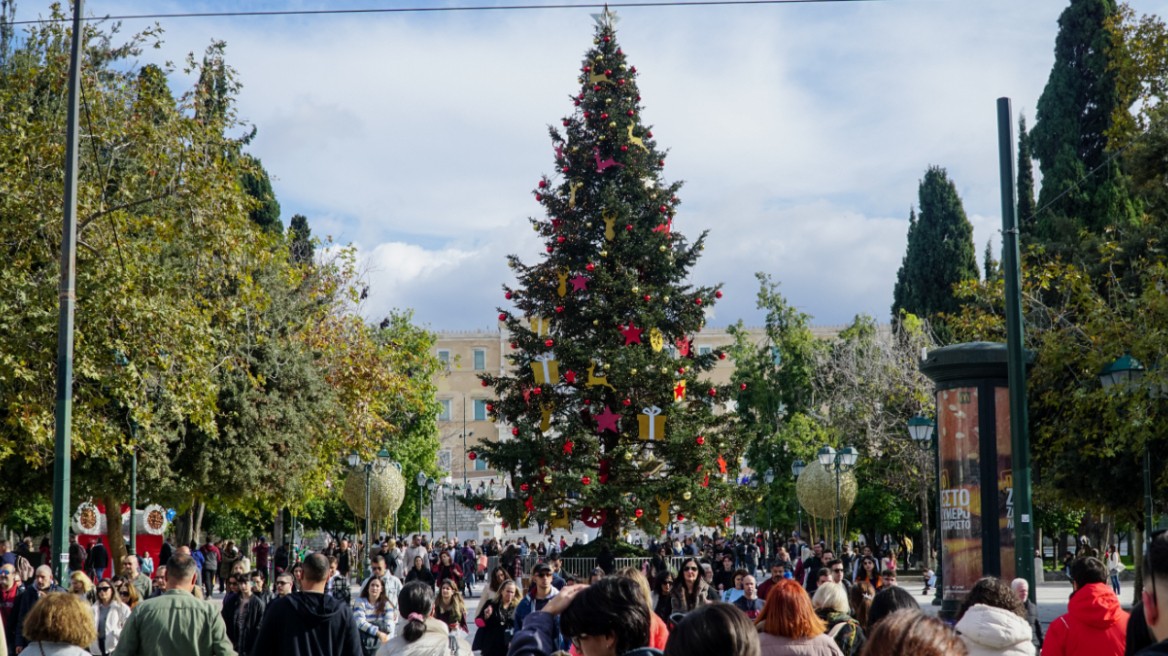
[532,387,541,395]
[475,504,483,511]
[631,66,637,72]
[621,145,628,152]
[626,224,633,231]
[574,100,581,106]
[469,452,477,460]
[562,120,569,126]
[659,206,667,212]
[583,399,591,405]
[677,513,685,521]
[623,398,631,406]
[643,295,651,302]
[696,436,705,445]
[586,263,595,271]
[618,79,625,85]
[535,194,542,201]
[695,298,703,305]
[626,110,634,116]
[719,352,727,360]
[635,509,643,518]
[678,367,686,374]
[546,246,554,253]
[647,132,653,137]
[716,291,723,299]
[510,342,517,349]
[499,313,508,321]
[555,306,564,313]
[708,388,717,396]
[544,339,554,347]
[557,236,565,243]
[601,113,609,120]
[604,36,611,42]
[562,166,569,173]
[538,180,546,188]
[658,160,665,166]
[578,93,585,99]
[487,404,494,411]
[593,85,601,91]
[740,383,747,390]
[511,427,519,435]
[502,522,509,528]
[604,69,612,75]
[505,291,513,300]
[584,66,591,72]
[481,380,489,387]
[584,112,591,118]
[582,476,592,485]
[520,484,529,491]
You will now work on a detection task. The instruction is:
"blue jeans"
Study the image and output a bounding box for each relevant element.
[1111,573,1121,594]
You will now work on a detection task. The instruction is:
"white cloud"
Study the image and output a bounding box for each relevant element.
[46,0,1160,328]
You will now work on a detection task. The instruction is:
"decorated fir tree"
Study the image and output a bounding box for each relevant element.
[468,9,749,540]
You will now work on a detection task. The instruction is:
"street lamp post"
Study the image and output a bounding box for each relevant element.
[416,472,428,535]
[791,460,806,539]
[764,469,775,561]
[818,446,859,552]
[909,414,943,607]
[427,478,437,543]
[350,450,392,579]
[442,483,452,541]
[1099,353,1156,554]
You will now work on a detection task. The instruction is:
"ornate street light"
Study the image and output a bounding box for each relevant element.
[348,453,374,578]
[791,460,806,538]
[415,472,428,536]
[908,414,942,605]
[426,478,438,543]
[820,445,859,552]
[1099,353,1156,553]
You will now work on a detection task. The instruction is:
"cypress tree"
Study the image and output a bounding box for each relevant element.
[984,240,1001,283]
[1030,0,1135,238]
[241,155,282,234]
[891,167,979,334]
[1017,116,1038,237]
[289,214,314,266]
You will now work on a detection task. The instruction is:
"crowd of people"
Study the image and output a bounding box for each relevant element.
[0,528,1167,656]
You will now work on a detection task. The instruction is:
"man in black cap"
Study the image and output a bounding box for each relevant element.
[514,561,564,650]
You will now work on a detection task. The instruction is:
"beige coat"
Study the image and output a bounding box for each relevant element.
[758,631,844,656]
[377,617,472,656]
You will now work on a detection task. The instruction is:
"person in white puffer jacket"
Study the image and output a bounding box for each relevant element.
[955,577,1035,656]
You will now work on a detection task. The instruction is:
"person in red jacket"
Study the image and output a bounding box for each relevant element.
[1042,556,1128,656]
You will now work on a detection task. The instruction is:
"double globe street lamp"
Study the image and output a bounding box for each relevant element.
[791,459,806,538]
[348,449,392,579]
[817,446,859,552]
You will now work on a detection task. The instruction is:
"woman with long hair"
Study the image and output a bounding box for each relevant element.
[356,576,398,656]
[434,580,468,635]
[377,581,471,656]
[652,570,675,626]
[854,556,882,590]
[848,581,876,631]
[618,567,670,650]
[472,579,520,656]
[69,571,95,605]
[866,587,919,631]
[113,577,140,609]
[484,566,511,598]
[754,578,842,656]
[953,577,1033,656]
[671,557,713,615]
[89,578,131,656]
[432,551,463,591]
[406,556,435,586]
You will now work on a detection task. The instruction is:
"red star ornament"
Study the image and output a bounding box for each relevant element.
[565,370,577,384]
[621,322,644,345]
[717,455,727,474]
[673,380,686,402]
[595,405,621,433]
[563,441,574,455]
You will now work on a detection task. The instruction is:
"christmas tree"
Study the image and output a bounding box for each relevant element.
[469,9,749,540]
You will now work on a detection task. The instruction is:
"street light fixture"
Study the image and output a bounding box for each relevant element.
[348,452,375,579]
[1099,353,1156,554]
[415,472,428,536]
[791,460,806,538]
[426,478,438,543]
[908,414,942,606]
[820,445,859,552]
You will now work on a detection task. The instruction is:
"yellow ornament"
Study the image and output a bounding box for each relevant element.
[544,475,553,484]
[586,361,616,391]
[623,452,633,461]
[557,270,569,297]
[600,250,608,257]
[630,368,637,375]
[533,224,539,231]
[627,124,648,151]
[568,181,583,208]
[682,491,692,500]
[609,121,616,128]
[649,328,664,352]
[659,245,667,252]
[602,210,617,240]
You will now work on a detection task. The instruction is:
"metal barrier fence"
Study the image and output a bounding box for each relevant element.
[479,554,691,580]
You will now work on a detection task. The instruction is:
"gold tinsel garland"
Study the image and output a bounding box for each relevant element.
[343,463,406,519]
[795,459,857,520]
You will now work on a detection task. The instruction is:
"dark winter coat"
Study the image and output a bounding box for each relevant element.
[473,599,516,656]
[234,595,267,656]
[251,590,362,656]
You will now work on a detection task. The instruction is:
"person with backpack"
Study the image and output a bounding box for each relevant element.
[326,557,352,607]
[355,576,397,656]
[812,582,865,656]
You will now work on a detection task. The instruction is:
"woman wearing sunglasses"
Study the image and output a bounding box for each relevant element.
[651,571,674,626]
[671,557,713,615]
[89,578,131,656]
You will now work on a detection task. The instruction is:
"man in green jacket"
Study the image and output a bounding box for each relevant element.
[114,553,236,656]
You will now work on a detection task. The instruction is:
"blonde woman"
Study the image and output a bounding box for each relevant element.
[18,592,96,656]
[472,579,520,656]
[90,578,132,656]
[812,582,863,656]
[69,571,95,605]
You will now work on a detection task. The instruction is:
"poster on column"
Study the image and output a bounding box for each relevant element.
[996,387,1015,583]
[939,387,982,603]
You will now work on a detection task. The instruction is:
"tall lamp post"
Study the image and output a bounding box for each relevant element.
[818,446,859,552]
[442,482,452,541]
[909,414,943,606]
[1099,353,1157,552]
[416,472,428,535]
[764,469,775,560]
[791,460,806,538]
[349,449,391,579]
[427,478,438,543]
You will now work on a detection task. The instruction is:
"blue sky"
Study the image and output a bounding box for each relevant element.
[18,0,1168,329]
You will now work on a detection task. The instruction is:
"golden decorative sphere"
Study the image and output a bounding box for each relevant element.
[659,245,666,252]
[532,225,539,231]
[664,296,670,302]
[609,121,616,128]
[544,475,552,484]
[578,78,584,84]
[600,250,608,257]
[795,459,857,520]
[624,452,633,461]
[586,222,593,228]
[682,491,692,500]
[632,286,640,293]
[630,368,637,374]
[603,363,610,370]
[650,193,657,199]
[593,320,599,325]
[594,38,600,44]
[605,98,612,104]
[343,463,405,520]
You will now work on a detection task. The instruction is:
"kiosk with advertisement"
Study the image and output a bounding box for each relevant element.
[920,342,1032,620]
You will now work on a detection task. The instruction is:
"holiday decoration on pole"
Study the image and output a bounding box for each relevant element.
[463,7,745,538]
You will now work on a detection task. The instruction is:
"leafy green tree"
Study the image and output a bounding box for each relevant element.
[289,214,315,266]
[473,12,747,538]
[1030,0,1136,240]
[4,493,53,538]
[891,167,979,341]
[242,155,282,234]
[1017,116,1038,236]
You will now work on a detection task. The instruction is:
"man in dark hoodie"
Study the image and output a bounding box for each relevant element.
[1134,531,1168,656]
[251,552,362,656]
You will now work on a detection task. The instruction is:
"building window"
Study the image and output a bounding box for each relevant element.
[699,346,712,356]
[475,458,488,471]
[437,350,450,367]
[438,399,451,421]
[474,399,488,421]
[473,350,486,370]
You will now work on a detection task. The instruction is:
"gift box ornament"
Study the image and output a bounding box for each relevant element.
[637,405,665,441]
[531,316,551,336]
[532,353,559,384]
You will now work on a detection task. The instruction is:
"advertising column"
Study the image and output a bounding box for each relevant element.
[938,387,981,604]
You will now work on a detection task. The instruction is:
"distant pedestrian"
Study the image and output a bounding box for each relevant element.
[15,592,95,656]
[472,579,518,656]
[1010,579,1042,651]
[251,553,362,656]
[111,553,234,656]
